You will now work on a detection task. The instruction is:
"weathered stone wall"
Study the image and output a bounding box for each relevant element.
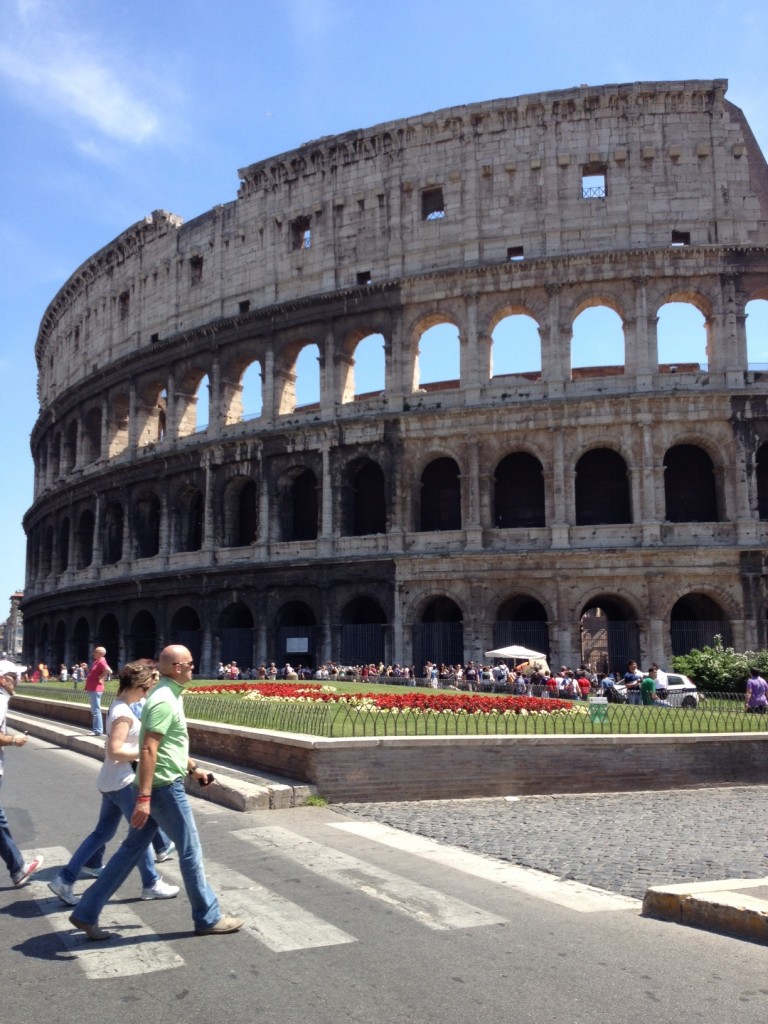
[22,80,768,675]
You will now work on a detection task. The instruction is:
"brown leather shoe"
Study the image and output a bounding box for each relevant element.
[194,914,243,935]
[69,915,115,941]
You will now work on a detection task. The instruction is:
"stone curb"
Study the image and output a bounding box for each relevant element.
[8,711,317,812]
[642,877,768,944]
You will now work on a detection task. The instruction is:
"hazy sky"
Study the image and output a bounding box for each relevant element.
[1,0,767,607]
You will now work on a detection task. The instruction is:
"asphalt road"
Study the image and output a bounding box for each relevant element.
[1,734,766,1024]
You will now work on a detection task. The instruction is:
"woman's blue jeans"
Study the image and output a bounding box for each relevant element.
[60,785,159,889]
[73,778,220,931]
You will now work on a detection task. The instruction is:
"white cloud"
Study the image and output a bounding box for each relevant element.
[0,0,164,146]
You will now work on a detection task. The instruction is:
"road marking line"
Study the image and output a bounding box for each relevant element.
[329,822,640,913]
[30,846,184,978]
[232,826,506,931]
[160,859,356,951]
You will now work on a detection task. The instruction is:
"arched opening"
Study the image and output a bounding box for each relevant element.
[108,393,129,457]
[135,493,161,559]
[341,459,386,536]
[57,517,70,572]
[419,457,461,531]
[176,488,203,552]
[493,596,549,655]
[278,468,318,541]
[294,343,321,409]
[97,614,120,664]
[73,617,90,664]
[274,601,318,670]
[345,332,386,402]
[412,597,464,675]
[664,445,719,522]
[416,322,460,390]
[169,606,201,667]
[494,452,545,528]
[491,313,541,378]
[338,596,387,666]
[83,407,102,463]
[54,620,66,669]
[102,502,124,564]
[241,360,263,420]
[64,421,78,473]
[571,306,625,376]
[219,602,255,668]
[657,301,708,370]
[195,374,210,433]
[41,525,54,576]
[223,477,258,547]
[757,442,768,520]
[746,298,768,369]
[76,509,95,569]
[670,594,732,656]
[128,610,156,660]
[580,597,639,675]
[575,449,631,525]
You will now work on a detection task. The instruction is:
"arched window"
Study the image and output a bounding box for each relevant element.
[756,442,768,520]
[575,449,631,525]
[57,517,70,572]
[664,445,719,522]
[571,306,625,376]
[98,614,120,663]
[241,360,263,420]
[491,314,541,378]
[176,488,203,552]
[274,601,318,669]
[135,493,161,558]
[128,610,156,660]
[746,298,768,369]
[343,333,386,403]
[670,594,732,656]
[580,597,639,674]
[219,603,255,667]
[493,596,549,655]
[416,323,460,390]
[64,421,78,472]
[83,407,102,463]
[657,302,707,370]
[494,453,545,528]
[279,468,318,541]
[412,597,463,674]
[294,344,321,408]
[342,460,386,536]
[339,597,387,666]
[170,606,201,667]
[419,458,461,531]
[102,503,124,564]
[76,509,95,569]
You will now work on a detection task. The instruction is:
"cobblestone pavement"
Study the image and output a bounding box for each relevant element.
[335,786,768,900]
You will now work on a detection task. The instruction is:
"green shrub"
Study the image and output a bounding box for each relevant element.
[671,635,768,693]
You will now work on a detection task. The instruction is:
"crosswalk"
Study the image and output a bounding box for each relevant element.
[25,822,640,980]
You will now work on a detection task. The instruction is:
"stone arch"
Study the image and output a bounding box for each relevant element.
[277,466,318,541]
[418,456,461,531]
[415,320,461,391]
[82,406,102,464]
[134,491,161,559]
[338,595,388,666]
[663,444,719,522]
[575,448,631,525]
[136,378,167,446]
[102,502,124,564]
[489,308,542,378]
[97,613,120,663]
[656,292,712,370]
[570,304,626,375]
[108,391,130,457]
[756,441,768,519]
[579,594,640,675]
[57,517,70,572]
[175,367,210,438]
[276,337,321,414]
[175,487,203,552]
[128,610,156,660]
[746,297,768,368]
[340,458,386,536]
[670,592,732,656]
[492,594,550,656]
[343,331,386,403]
[493,451,545,528]
[169,605,201,667]
[274,600,318,670]
[75,509,95,569]
[219,601,255,668]
[73,617,90,663]
[63,420,78,473]
[412,595,464,675]
[221,475,259,547]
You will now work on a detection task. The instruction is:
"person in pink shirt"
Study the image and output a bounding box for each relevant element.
[85,646,112,736]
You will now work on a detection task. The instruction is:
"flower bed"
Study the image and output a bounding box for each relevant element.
[187,682,585,717]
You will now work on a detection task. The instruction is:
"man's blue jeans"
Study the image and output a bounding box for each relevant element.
[59,785,159,889]
[0,774,24,881]
[73,778,220,931]
[87,691,103,734]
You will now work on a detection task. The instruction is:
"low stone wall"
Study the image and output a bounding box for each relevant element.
[13,695,768,802]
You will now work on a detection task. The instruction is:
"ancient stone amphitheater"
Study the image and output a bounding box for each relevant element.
[22,79,768,677]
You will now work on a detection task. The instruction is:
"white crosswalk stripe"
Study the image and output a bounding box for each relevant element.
[159,858,356,951]
[329,822,641,913]
[29,846,184,979]
[232,825,506,931]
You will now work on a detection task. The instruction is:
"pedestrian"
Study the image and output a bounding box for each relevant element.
[0,659,44,887]
[68,644,243,941]
[48,661,179,907]
[85,645,112,736]
[745,666,768,714]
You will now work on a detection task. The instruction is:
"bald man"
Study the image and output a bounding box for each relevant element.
[69,645,242,941]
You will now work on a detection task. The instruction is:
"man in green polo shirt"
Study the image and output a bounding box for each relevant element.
[69,645,243,941]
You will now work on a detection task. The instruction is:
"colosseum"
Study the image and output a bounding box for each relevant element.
[21,78,768,677]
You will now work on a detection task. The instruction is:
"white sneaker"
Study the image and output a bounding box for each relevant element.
[154,841,176,863]
[141,877,180,900]
[48,873,80,906]
[12,855,44,887]
[81,865,102,878]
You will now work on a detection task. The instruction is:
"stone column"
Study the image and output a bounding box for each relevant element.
[100,395,110,461]
[208,355,222,438]
[202,454,215,553]
[128,381,139,450]
[261,344,276,425]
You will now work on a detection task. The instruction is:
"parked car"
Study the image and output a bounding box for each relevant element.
[612,672,700,708]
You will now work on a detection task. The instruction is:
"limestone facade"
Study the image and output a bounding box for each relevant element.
[22,79,768,676]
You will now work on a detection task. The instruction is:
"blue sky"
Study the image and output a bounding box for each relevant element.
[1,0,767,607]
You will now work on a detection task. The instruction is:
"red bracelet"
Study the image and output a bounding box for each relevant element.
[136,794,151,802]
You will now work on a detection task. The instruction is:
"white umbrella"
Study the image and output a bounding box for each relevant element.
[484,644,547,661]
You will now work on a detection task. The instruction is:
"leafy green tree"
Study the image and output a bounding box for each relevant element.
[671,635,768,693]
